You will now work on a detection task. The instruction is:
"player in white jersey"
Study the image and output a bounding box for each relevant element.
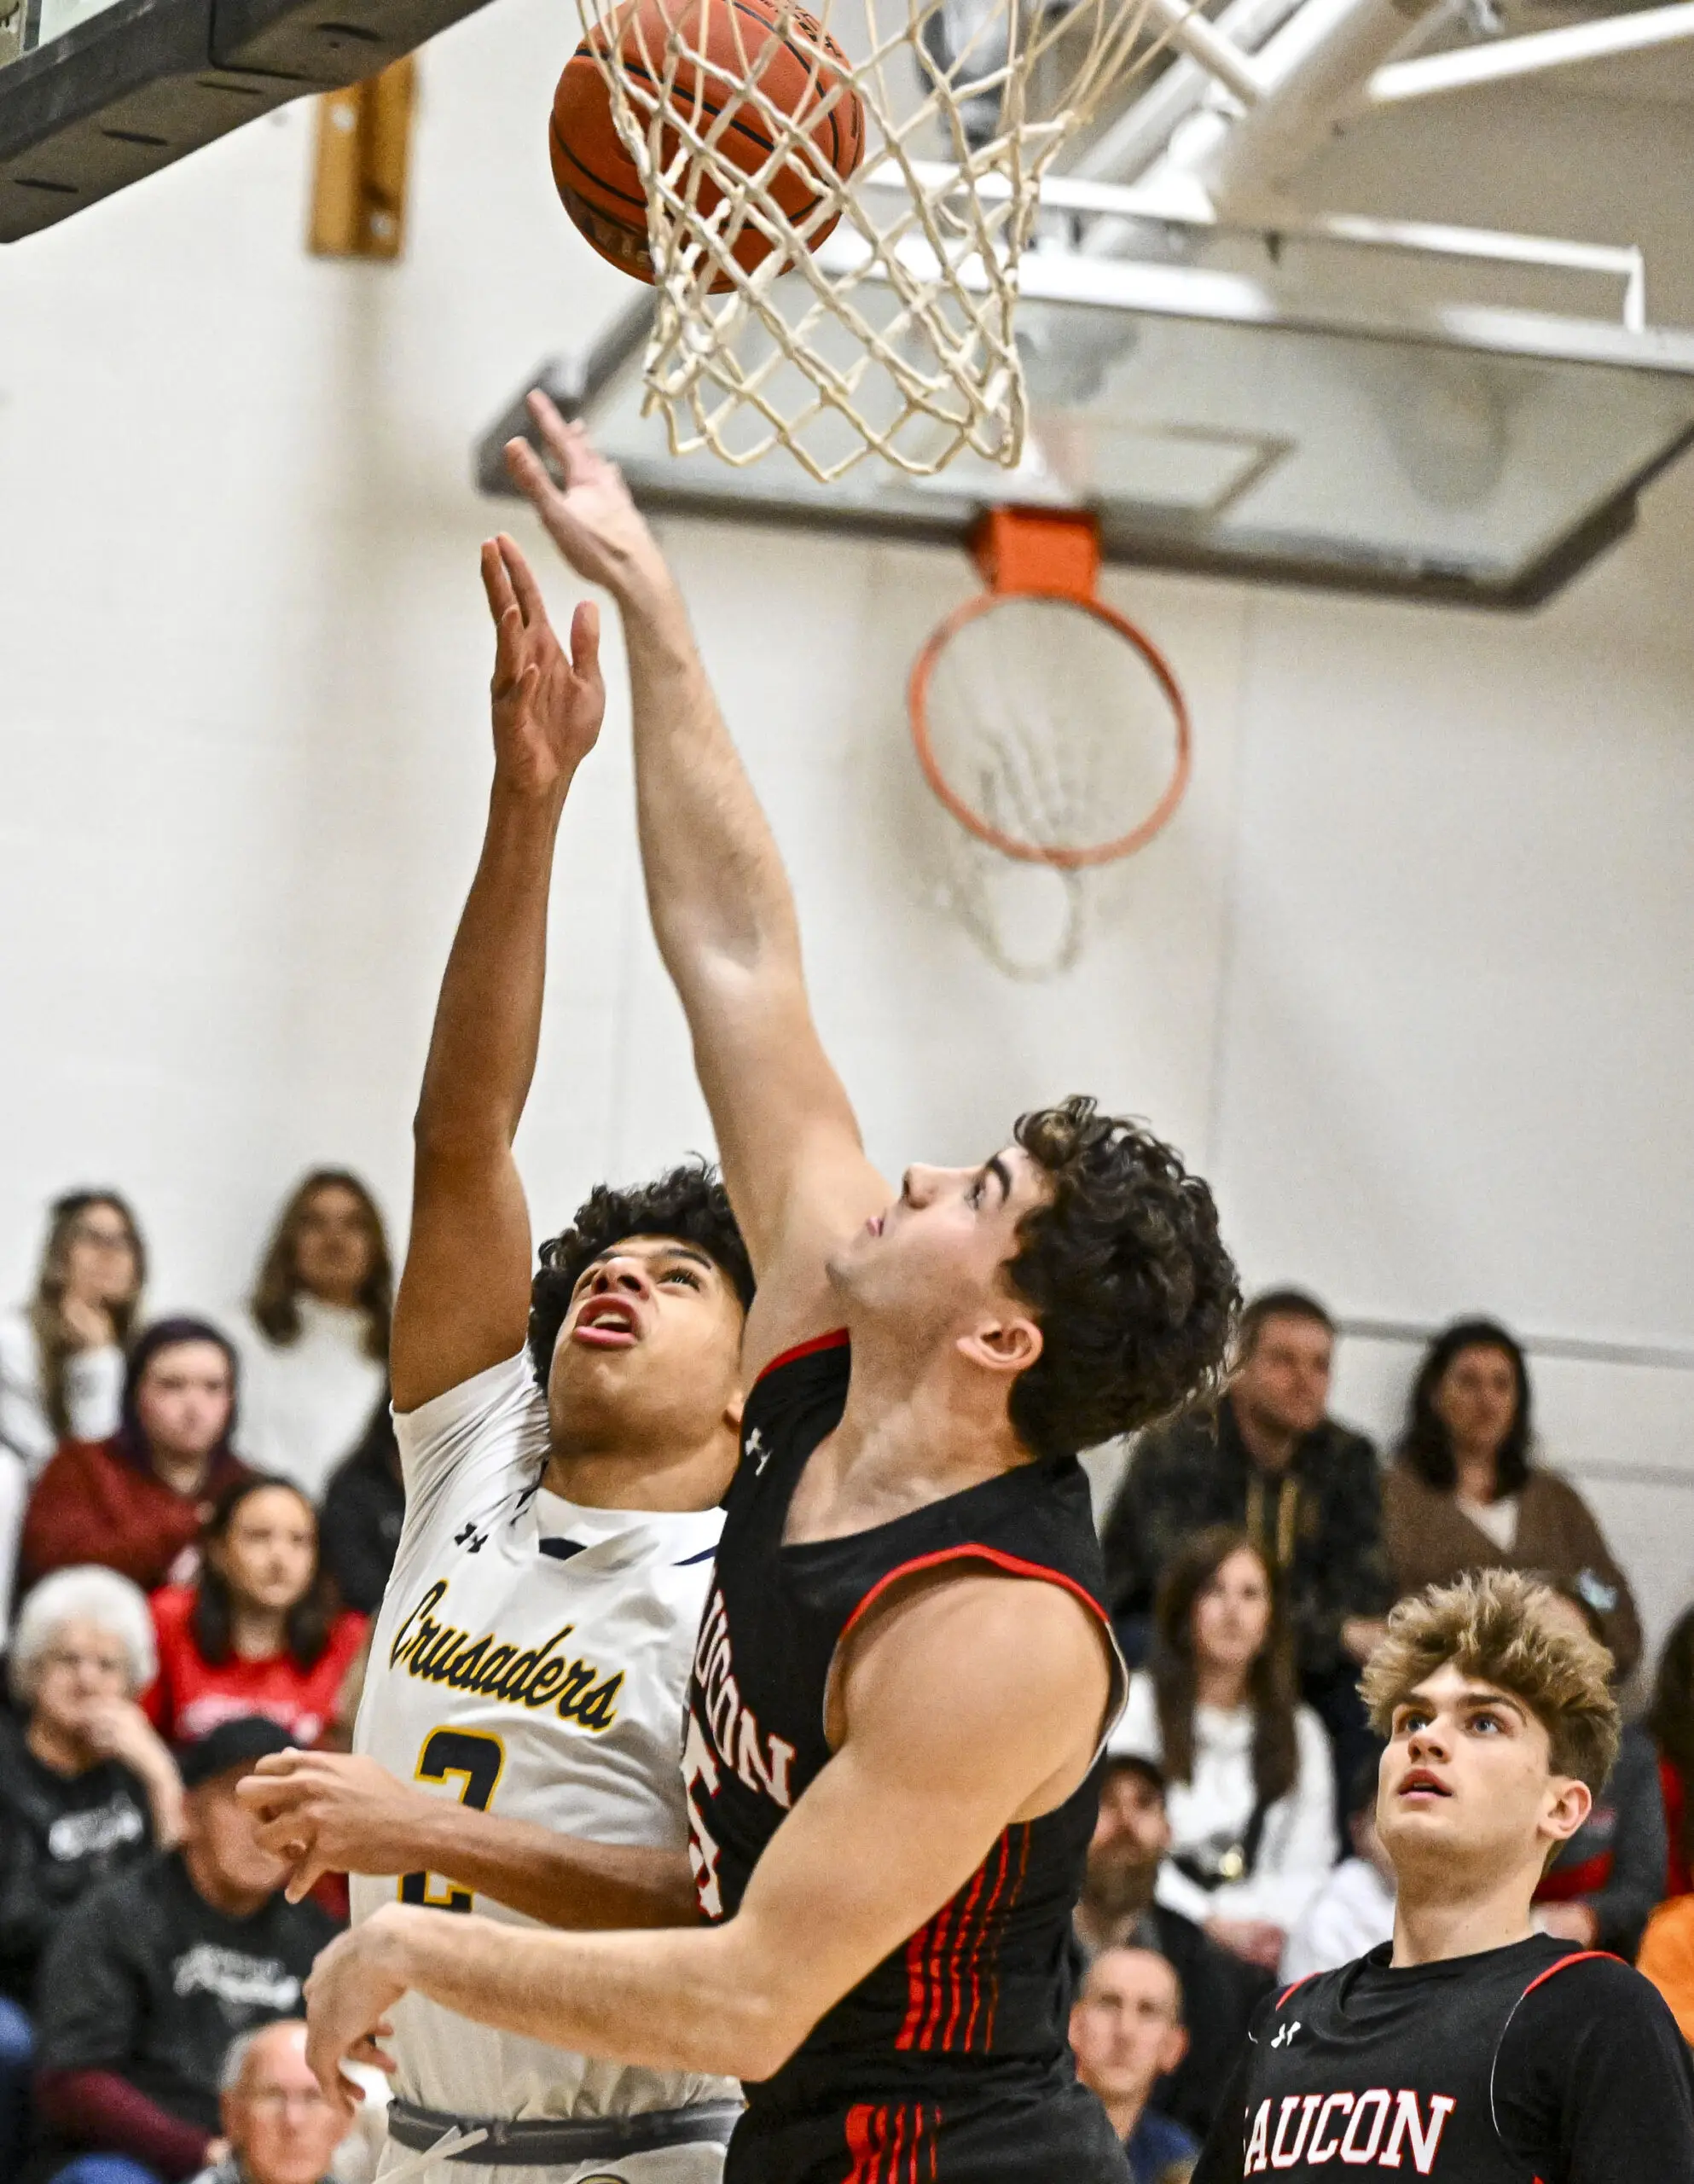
[239,533,751,2182]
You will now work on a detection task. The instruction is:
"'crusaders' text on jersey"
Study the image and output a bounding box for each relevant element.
[683,1333,1130,2184]
[1194,1934,1694,2183]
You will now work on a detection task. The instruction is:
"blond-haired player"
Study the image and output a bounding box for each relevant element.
[1193,1567,1694,2181]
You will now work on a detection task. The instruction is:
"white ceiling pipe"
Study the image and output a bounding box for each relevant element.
[1367,0,1694,102]
[1134,0,1268,104]
[1169,0,1451,215]
[1070,0,1308,186]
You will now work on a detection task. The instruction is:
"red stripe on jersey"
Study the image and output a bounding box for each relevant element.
[983,1824,1031,2049]
[1519,1949,1621,2000]
[918,1895,956,2050]
[897,1925,930,2051]
[1276,1971,1322,2010]
[843,2104,877,2182]
[960,1832,1012,2051]
[941,1855,991,2049]
[889,2104,907,2180]
[838,1545,1115,1650]
[753,1328,850,1387]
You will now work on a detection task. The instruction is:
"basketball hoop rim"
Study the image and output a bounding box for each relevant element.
[908,590,1193,871]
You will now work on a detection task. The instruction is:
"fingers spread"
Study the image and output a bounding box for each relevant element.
[481,537,518,624]
[498,533,548,627]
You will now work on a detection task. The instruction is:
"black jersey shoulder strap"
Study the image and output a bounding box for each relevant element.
[1487,1949,1621,2147]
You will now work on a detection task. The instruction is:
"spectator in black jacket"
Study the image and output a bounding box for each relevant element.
[29,1717,336,2184]
[1073,1752,1271,2140]
[0,1570,183,2175]
[317,1396,403,1616]
[1101,1289,1392,1802]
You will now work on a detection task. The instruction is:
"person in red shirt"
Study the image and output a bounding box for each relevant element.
[20,1319,250,1597]
[146,1475,367,1749]
[1648,1604,1694,1898]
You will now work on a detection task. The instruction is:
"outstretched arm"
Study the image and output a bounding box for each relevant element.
[303,1573,1111,2100]
[506,401,888,1377]
[390,537,604,1413]
[236,1750,696,1930]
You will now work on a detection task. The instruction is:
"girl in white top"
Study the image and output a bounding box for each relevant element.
[1109,1526,1336,1973]
[234,1170,391,1502]
[0,1192,146,1629]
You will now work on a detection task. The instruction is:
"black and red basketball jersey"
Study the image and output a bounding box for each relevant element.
[1193,1933,1694,2182]
[683,1333,1129,2181]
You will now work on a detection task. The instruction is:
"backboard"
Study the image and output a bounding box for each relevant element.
[477,179,1694,608]
[0,0,491,241]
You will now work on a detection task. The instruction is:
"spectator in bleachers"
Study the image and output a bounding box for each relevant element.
[1070,1948,1200,2184]
[317,1397,403,1617]
[1649,1604,1694,1898]
[1528,1582,1667,1959]
[1111,1528,1336,1975]
[1279,1757,1395,1981]
[1073,1752,1271,2139]
[0,1571,182,2175]
[1380,1317,1643,1678]
[189,2023,345,2184]
[1,1194,147,1631]
[1,1193,147,1477]
[1101,1292,1392,1801]
[234,1173,392,1503]
[20,1321,248,1598]
[1639,1897,1694,2045]
[29,1716,336,2184]
[143,1477,368,1748]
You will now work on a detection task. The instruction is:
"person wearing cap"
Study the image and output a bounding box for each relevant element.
[27,1718,336,2184]
[1075,1752,1271,2140]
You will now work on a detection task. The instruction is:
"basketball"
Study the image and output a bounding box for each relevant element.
[549,0,865,292]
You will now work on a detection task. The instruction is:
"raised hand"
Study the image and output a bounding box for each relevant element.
[479,532,604,804]
[505,392,670,610]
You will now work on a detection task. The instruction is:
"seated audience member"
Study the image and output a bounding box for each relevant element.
[1112,1528,1336,1972]
[0,1571,182,2175]
[1639,1897,1694,2046]
[1101,1292,1392,1786]
[189,2023,345,2184]
[145,1478,368,1747]
[316,1399,403,1616]
[1074,1752,1271,2138]
[1279,1757,1395,1980]
[1649,1604,1694,1897]
[1,1193,147,1475]
[234,1174,391,1502]
[30,1717,336,2184]
[1380,1316,1641,1677]
[20,1321,248,1597]
[1529,1583,1667,1959]
[1070,1947,1201,2184]
[0,1194,146,1629]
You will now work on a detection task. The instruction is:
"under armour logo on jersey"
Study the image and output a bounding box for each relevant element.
[453,1522,488,1554]
[748,1428,772,1475]
[1271,2019,1301,2048]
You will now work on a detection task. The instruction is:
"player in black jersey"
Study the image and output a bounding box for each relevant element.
[1194,1568,1694,2183]
[302,404,1240,2183]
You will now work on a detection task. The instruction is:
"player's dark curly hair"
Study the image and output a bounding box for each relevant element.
[527,1159,754,1392]
[1004,1097,1239,1458]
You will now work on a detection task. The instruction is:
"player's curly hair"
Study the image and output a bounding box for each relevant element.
[1360,1568,1620,1795]
[527,1159,754,1392]
[1003,1097,1239,1458]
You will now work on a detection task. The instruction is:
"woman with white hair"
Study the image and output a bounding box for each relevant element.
[1,1568,183,1990]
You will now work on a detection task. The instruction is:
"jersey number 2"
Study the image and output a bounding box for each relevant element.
[398,1728,506,1914]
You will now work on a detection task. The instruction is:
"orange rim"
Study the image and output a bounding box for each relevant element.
[908,590,1192,871]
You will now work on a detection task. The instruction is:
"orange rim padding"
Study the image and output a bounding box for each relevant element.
[908,508,1192,871]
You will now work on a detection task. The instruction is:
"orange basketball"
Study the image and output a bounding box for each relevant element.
[550,0,865,292]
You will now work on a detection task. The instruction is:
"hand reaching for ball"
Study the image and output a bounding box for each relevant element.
[479,529,604,804]
[505,394,671,615]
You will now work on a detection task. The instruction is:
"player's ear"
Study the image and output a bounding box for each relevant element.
[956,1315,1042,1379]
[1160,2023,1190,2075]
[724,1386,745,1432]
[1543,1774,1592,1847]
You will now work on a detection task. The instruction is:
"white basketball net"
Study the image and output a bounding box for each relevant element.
[570,0,1166,480]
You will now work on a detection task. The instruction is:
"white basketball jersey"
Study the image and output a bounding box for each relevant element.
[351,1352,734,2123]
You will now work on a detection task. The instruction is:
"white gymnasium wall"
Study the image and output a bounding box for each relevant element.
[0,7,1691,1645]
